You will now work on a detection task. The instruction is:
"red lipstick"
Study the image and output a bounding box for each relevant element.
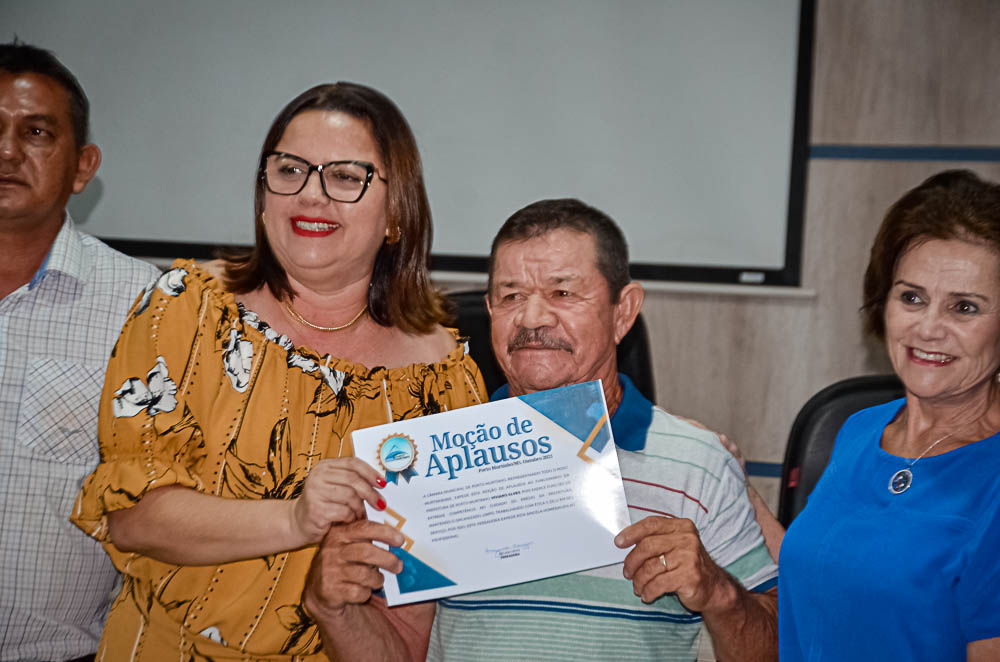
[290,216,339,237]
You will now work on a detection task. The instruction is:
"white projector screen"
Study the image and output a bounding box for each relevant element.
[6,0,810,285]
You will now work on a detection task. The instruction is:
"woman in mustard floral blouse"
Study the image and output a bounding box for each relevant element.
[72,83,485,661]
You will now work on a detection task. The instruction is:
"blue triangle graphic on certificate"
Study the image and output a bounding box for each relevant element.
[390,547,457,593]
[516,381,611,453]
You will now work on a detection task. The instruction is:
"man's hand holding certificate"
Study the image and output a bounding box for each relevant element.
[351,380,629,605]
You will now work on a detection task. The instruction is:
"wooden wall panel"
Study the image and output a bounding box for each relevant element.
[812,0,1000,145]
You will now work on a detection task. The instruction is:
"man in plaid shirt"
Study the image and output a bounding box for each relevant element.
[0,41,160,662]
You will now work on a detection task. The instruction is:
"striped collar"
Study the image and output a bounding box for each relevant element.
[490,373,653,452]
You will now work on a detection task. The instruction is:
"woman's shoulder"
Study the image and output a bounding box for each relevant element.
[840,398,905,436]
[378,324,465,369]
[198,258,229,283]
[388,325,486,403]
[130,259,234,320]
[825,398,905,467]
[424,325,463,360]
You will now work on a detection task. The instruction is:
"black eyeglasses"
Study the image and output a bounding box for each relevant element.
[263,151,388,203]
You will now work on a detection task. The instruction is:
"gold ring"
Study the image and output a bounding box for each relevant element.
[659,554,667,569]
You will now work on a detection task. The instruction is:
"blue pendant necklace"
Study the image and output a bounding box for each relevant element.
[888,431,955,494]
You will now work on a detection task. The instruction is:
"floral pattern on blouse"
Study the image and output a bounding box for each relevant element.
[222,327,253,393]
[111,356,178,418]
[72,259,486,661]
[134,266,188,317]
[222,416,309,502]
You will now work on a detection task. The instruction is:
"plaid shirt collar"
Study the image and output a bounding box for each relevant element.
[28,214,87,290]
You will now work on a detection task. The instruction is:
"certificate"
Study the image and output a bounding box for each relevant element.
[352,380,630,606]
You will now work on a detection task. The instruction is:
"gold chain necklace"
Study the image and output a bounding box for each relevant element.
[283,300,368,332]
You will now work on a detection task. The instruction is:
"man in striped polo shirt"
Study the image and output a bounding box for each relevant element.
[425,199,778,661]
[304,199,778,661]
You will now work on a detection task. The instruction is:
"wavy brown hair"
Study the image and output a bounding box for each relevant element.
[221,82,447,334]
[862,169,1000,339]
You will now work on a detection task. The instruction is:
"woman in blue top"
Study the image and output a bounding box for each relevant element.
[779,170,1000,661]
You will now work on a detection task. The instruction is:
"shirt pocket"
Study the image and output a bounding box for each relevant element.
[16,356,106,465]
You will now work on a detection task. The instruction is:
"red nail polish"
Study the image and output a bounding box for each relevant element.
[376,477,387,488]
[377,498,386,510]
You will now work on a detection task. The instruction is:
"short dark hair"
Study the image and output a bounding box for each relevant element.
[862,169,1000,339]
[488,198,631,301]
[0,40,90,147]
[222,82,447,334]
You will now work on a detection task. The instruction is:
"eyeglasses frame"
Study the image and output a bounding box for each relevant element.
[262,151,388,203]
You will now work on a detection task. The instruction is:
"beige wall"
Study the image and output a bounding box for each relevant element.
[441,0,1000,510]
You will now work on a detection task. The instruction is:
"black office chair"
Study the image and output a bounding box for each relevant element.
[447,290,656,403]
[778,374,904,526]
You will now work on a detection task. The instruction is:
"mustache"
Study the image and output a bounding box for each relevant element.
[507,327,573,354]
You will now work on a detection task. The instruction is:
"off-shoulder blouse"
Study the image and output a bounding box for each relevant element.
[73,260,486,661]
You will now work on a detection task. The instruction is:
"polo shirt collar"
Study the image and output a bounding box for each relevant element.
[610,374,653,452]
[491,373,653,452]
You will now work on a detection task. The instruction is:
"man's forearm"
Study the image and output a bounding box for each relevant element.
[702,583,778,662]
[309,596,434,662]
[746,483,785,562]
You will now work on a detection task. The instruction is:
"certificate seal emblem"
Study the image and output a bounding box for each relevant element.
[378,434,419,484]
